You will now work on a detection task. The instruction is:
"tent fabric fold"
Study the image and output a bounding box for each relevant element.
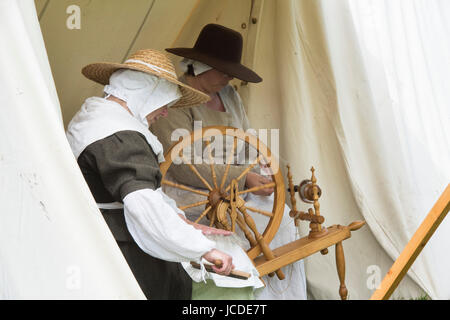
[0,0,145,299]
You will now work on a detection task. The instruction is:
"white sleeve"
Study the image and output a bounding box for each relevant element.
[123,188,216,262]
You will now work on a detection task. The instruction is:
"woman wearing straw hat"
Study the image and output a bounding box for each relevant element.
[66,49,263,299]
[151,24,307,300]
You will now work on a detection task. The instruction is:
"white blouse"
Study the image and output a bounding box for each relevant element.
[123,188,264,289]
[123,188,216,262]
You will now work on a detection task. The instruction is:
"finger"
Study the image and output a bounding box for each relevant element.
[208,228,233,236]
[215,258,232,275]
[222,263,232,275]
[253,188,274,196]
[212,264,227,274]
[227,263,234,275]
[260,177,272,184]
[214,228,232,234]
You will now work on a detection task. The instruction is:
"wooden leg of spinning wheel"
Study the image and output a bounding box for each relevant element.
[260,242,284,280]
[335,241,348,300]
[238,207,285,280]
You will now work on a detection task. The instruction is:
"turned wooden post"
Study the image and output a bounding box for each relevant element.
[335,241,348,300]
[287,165,299,226]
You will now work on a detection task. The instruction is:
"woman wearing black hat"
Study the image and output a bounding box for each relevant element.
[151,24,307,300]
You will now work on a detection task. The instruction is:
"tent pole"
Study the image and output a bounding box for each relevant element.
[370,184,450,300]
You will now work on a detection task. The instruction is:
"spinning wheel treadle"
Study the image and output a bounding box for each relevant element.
[159,126,365,299]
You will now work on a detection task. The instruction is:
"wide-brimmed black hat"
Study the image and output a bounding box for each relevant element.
[166,24,262,83]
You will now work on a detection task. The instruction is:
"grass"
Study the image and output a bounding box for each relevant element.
[392,293,431,300]
[412,294,431,300]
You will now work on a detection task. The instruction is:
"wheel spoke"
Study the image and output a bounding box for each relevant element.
[161,179,209,197]
[180,153,213,191]
[209,209,217,227]
[205,140,218,189]
[220,136,237,190]
[237,182,276,195]
[224,153,265,193]
[178,200,210,211]
[194,205,212,224]
[243,205,273,217]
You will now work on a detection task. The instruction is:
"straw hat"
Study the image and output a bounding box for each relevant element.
[81,49,210,108]
[166,24,262,83]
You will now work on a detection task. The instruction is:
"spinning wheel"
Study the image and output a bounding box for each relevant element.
[159,126,286,279]
[159,126,366,299]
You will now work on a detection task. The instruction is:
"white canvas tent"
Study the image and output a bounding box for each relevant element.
[1,0,449,299]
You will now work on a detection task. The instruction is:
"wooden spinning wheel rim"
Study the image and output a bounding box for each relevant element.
[159,126,285,260]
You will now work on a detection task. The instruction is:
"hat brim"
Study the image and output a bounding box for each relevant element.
[81,62,210,108]
[166,48,262,83]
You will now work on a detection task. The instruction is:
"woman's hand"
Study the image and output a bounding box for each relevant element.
[245,171,274,196]
[202,249,235,275]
